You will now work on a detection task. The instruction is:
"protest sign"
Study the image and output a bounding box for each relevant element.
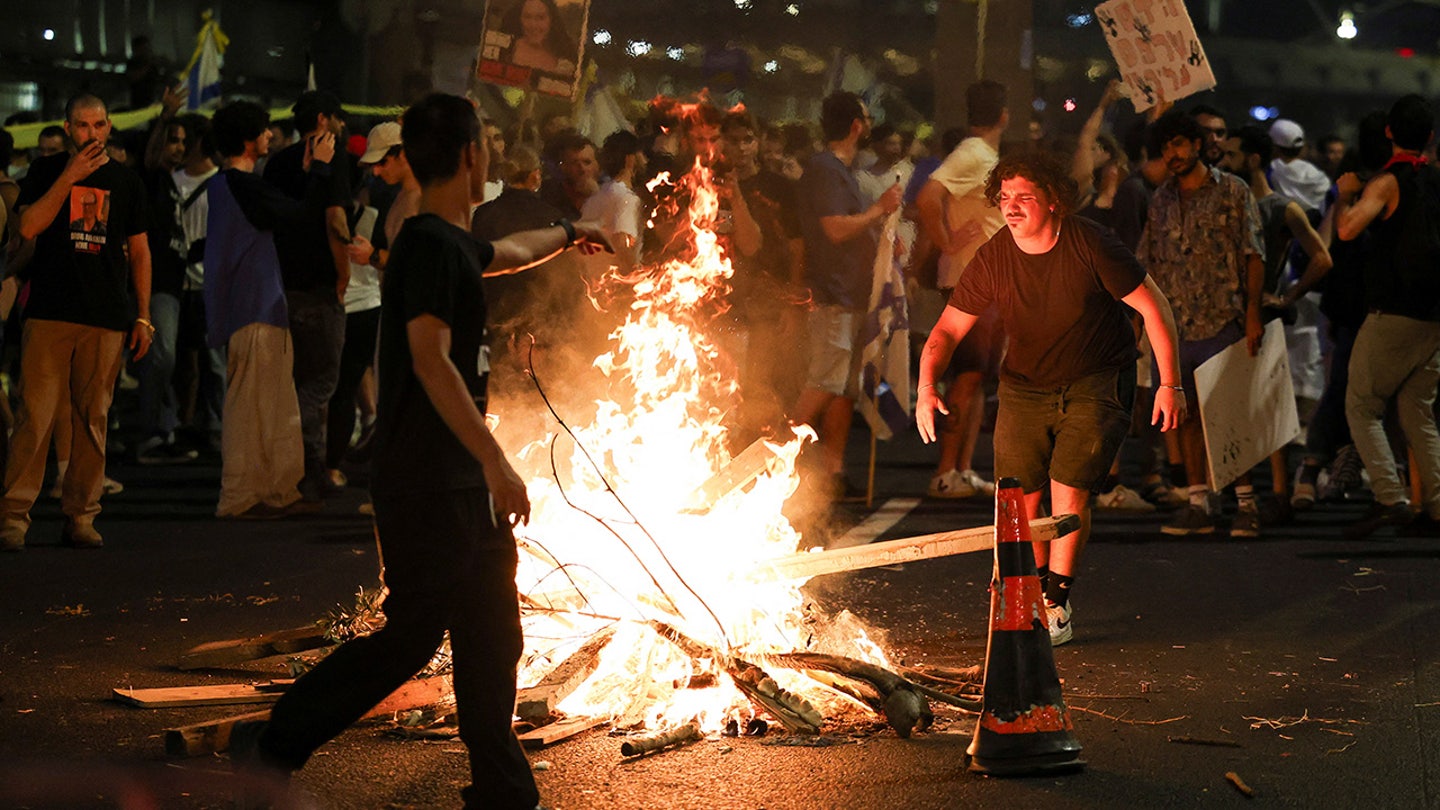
[1193,320,1301,491]
[1094,0,1216,112]
[477,0,589,99]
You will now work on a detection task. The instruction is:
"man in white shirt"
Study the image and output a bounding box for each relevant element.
[581,130,646,272]
[171,113,224,450]
[1268,119,1331,212]
[913,80,1010,500]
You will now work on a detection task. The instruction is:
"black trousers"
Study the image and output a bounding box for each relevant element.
[325,306,380,469]
[260,487,539,809]
[285,289,345,482]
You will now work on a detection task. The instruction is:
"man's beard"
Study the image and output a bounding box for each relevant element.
[1169,155,1200,178]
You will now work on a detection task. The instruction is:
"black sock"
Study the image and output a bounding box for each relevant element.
[1037,566,1050,592]
[1103,473,1120,491]
[1045,573,1074,608]
[1168,463,1187,488]
[1298,462,1320,486]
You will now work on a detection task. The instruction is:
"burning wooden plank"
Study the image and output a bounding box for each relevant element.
[769,653,934,738]
[650,620,823,734]
[176,625,330,671]
[515,628,616,722]
[748,514,1081,583]
[682,438,779,512]
[620,721,702,756]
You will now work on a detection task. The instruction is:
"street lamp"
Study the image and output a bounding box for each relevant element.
[1336,11,1357,40]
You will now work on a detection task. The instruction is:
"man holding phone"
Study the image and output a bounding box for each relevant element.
[263,90,354,503]
[1,94,153,552]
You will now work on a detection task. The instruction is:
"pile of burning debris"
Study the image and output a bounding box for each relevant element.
[120,150,1075,760]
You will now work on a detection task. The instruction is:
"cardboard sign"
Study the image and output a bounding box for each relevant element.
[1094,0,1216,112]
[477,0,590,99]
[1193,320,1301,491]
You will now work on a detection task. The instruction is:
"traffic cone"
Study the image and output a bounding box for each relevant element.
[966,476,1084,776]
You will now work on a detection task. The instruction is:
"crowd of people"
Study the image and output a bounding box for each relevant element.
[0,75,1435,552]
[0,67,1438,809]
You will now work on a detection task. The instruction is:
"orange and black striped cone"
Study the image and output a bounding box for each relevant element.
[966,476,1084,776]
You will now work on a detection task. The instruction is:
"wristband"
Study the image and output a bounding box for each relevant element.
[1158,384,1184,393]
[551,218,577,247]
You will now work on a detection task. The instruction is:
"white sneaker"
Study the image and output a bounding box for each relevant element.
[1095,484,1157,512]
[958,469,997,496]
[1046,600,1074,646]
[50,475,124,498]
[927,469,976,499]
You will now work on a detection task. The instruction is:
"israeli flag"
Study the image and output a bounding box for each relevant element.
[184,11,229,110]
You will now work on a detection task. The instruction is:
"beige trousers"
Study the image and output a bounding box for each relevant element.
[218,323,304,516]
[2,319,124,531]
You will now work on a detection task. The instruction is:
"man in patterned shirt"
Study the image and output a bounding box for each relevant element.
[1138,110,1266,537]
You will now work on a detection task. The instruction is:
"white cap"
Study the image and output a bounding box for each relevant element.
[1268,119,1305,150]
[359,121,402,165]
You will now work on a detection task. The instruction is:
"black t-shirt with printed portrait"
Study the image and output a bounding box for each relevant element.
[371,213,497,499]
[18,152,149,331]
[949,216,1146,388]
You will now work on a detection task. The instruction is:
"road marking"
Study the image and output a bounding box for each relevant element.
[830,497,922,550]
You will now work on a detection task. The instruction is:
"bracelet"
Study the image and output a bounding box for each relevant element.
[918,383,936,391]
[551,218,577,247]
[1159,384,1184,393]
[135,318,156,334]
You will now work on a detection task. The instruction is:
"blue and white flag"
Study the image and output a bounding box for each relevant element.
[183,10,228,110]
[855,209,911,441]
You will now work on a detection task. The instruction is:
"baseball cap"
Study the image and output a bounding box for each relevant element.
[1268,119,1305,150]
[359,121,402,165]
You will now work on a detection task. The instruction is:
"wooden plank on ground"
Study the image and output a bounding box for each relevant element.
[161,675,456,757]
[517,715,606,749]
[366,674,454,718]
[749,514,1081,583]
[163,709,271,757]
[516,628,615,722]
[113,680,295,708]
[177,626,330,671]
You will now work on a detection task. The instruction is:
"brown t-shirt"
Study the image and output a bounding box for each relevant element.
[949,216,1145,388]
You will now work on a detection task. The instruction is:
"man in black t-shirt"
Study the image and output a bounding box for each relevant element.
[1334,95,1440,538]
[236,93,612,810]
[1,94,154,553]
[262,90,352,501]
[917,152,1185,646]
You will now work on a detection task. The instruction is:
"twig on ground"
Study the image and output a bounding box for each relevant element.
[1068,706,1185,725]
[1243,710,1363,731]
[1166,736,1242,748]
[1225,771,1255,798]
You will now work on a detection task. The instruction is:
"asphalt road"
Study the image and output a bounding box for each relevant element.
[2,426,1438,809]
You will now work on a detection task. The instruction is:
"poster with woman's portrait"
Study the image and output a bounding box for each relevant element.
[477,0,589,99]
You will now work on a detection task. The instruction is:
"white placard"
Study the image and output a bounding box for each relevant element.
[1094,0,1216,112]
[1192,320,1301,491]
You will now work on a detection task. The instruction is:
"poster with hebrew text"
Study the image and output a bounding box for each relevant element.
[1094,0,1216,112]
